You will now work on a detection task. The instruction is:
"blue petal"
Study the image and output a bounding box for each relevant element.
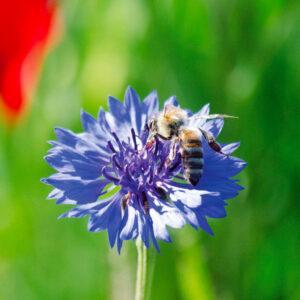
[59,199,111,219]
[130,198,151,248]
[163,182,228,229]
[119,204,138,240]
[76,133,110,157]
[142,90,158,117]
[54,127,78,147]
[117,233,124,254]
[164,95,178,107]
[203,142,247,178]
[56,195,76,205]
[199,175,244,198]
[201,205,227,219]
[47,140,107,162]
[149,193,185,228]
[149,207,171,243]
[169,198,201,230]
[42,174,109,204]
[44,150,104,180]
[186,103,210,128]
[150,212,172,243]
[47,188,78,205]
[124,86,142,134]
[202,118,224,138]
[146,194,186,243]
[137,210,150,248]
[107,95,129,123]
[81,109,98,133]
[70,159,103,179]
[197,103,210,116]
[44,154,74,173]
[88,214,109,232]
[97,107,112,133]
[194,196,228,219]
[106,95,133,140]
[51,129,110,161]
[141,90,159,126]
[196,214,214,235]
[204,155,247,178]
[107,202,122,248]
[87,193,123,239]
[220,142,241,155]
[162,183,216,208]
[81,110,111,146]
[73,193,123,247]
[47,188,63,200]
[148,217,160,254]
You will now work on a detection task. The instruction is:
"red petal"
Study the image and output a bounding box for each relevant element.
[0,0,62,124]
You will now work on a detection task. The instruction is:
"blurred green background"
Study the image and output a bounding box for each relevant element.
[1,0,300,299]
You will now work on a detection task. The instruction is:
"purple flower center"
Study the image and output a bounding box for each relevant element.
[102,128,181,209]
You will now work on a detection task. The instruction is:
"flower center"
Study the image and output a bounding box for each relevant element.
[102,128,181,198]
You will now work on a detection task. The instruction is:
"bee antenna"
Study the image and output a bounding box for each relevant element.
[187,114,238,120]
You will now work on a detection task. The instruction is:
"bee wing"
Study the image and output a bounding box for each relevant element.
[188,114,238,120]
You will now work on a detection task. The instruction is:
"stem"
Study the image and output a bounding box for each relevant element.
[142,243,147,294]
[134,238,148,300]
[145,242,156,300]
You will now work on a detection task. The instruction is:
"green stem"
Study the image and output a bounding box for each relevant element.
[145,242,156,300]
[142,243,147,295]
[135,238,149,300]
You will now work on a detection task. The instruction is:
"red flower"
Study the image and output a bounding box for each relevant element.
[0,0,61,124]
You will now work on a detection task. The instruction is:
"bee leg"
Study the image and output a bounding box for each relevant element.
[166,137,179,166]
[199,127,228,156]
[145,132,156,149]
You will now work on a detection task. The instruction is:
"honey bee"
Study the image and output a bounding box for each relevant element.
[147,105,236,186]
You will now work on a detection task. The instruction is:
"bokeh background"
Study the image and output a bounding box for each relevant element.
[0,0,300,299]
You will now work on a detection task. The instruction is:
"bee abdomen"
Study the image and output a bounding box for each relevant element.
[181,147,203,158]
[182,157,203,169]
[184,168,203,186]
[181,142,203,186]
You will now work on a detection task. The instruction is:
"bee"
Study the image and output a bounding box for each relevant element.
[147,105,236,186]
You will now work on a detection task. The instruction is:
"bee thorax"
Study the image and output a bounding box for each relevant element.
[157,116,182,139]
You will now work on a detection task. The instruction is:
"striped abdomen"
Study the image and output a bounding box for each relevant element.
[180,131,203,186]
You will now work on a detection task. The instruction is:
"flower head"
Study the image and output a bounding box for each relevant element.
[42,87,246,253]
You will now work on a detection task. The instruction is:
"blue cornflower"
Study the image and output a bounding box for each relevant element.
[42,86,246,253]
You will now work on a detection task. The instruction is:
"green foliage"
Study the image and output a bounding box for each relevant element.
[0,0,299,299]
